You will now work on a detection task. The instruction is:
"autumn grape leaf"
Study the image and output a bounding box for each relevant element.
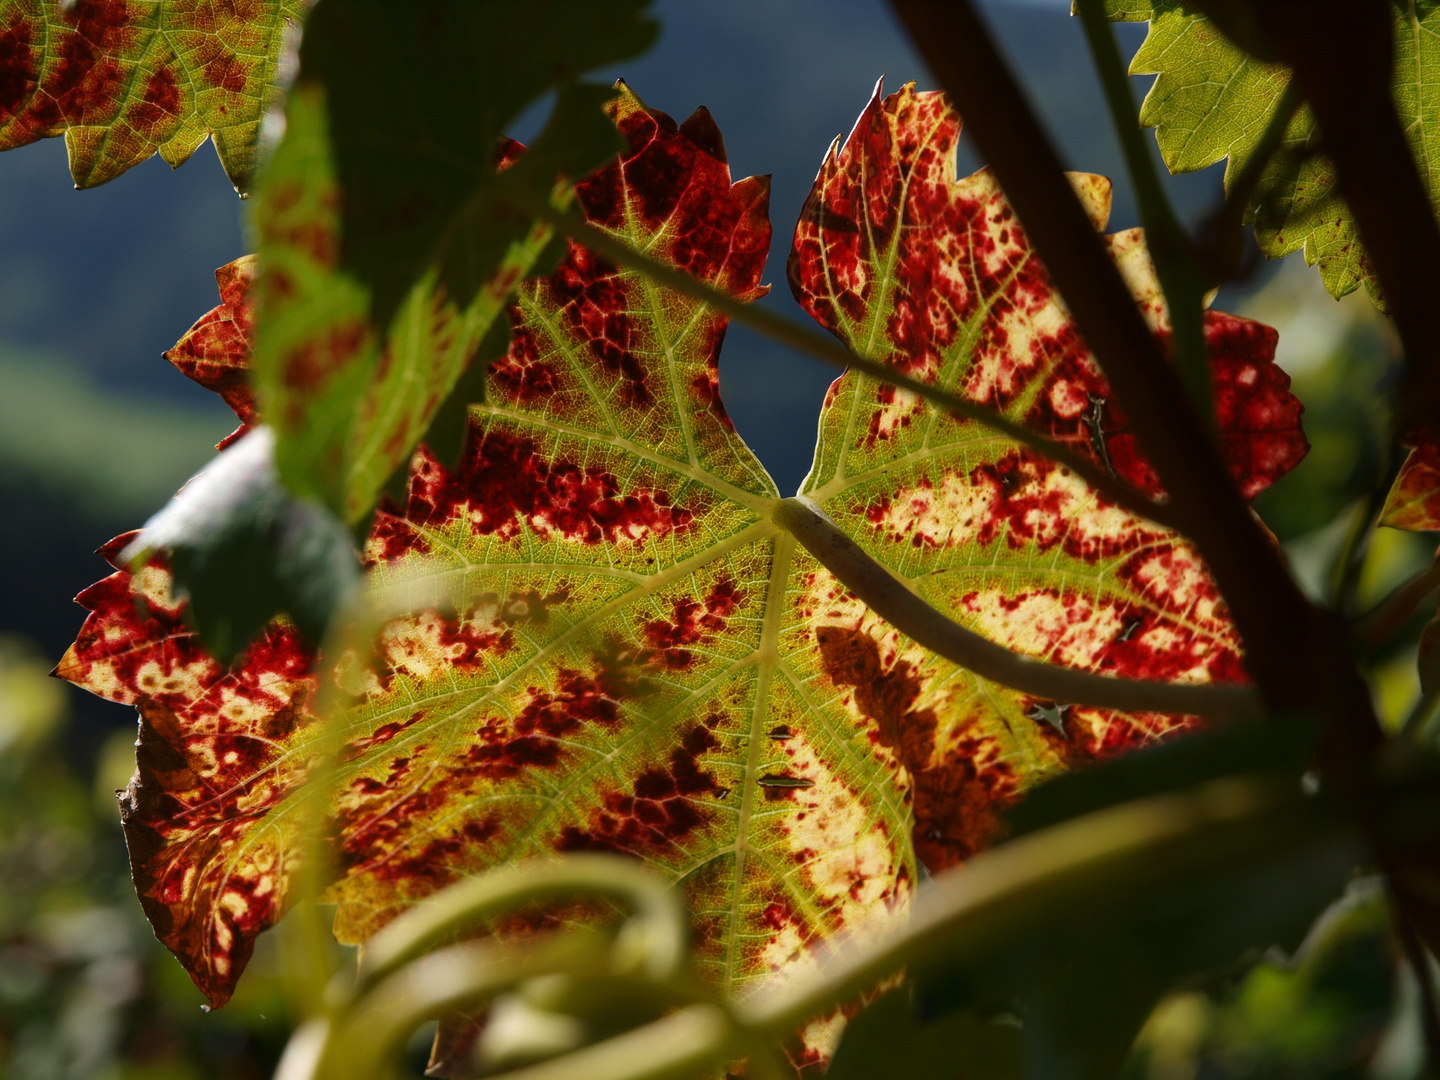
[56,83,1301,1073]
[59,88,913,1035]
[1381,430,1440,531]
[166,255,259,451]
[0,0,306,191]
[787,80,1306,873]
[253,1,658,527]
[1102,0,1440,306]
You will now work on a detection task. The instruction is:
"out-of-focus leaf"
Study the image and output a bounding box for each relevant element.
[0,0,307,191]
[1005,710,1321,839]
[919,772,1357,1080]
[787,80,1306,872]
[115,426,359,664]
[827,988,1022,1080]
[1131,880,1401,1080]
[1381,431,1440,532]
[252,0,658,525]
[1102,0,1440,307]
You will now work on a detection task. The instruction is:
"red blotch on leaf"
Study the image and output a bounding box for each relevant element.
[398,427,696,547]
[557,723,721,854]
[165,256,259,448]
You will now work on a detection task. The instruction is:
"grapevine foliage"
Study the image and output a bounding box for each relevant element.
[0,0,306,191]
[1102,0,1440,307]
[254,0,659,526]
[58,83,1305,1065]
[1382,431,1440,532]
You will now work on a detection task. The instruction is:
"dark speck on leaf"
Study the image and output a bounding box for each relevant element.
[757,773,813,789]
[1025,701,1071,734]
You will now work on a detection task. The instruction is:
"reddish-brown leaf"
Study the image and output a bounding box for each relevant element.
[166,255,259,450]
[0,0,307,191]
[787,81,1303,873]
[1381,430,1440,532]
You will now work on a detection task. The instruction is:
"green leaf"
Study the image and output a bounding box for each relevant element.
[0,0,306,191]
[120,426,359,665]
[250,0,658,526]
[1104,0,1440,306]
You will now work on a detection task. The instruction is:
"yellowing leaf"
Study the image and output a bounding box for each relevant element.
[0,0,307,191]
[787,81,1306,871]
[60,87,914,1019]
[57,85,1300,1070]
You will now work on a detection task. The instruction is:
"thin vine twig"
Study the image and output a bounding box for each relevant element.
[512,194,1177,531]
[1074,0,1213,424]
[774,497,1261,719]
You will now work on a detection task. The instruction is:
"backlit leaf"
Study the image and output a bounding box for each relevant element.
[787,81,1306,871]
[0,0,307,191]
[59,88,913,1027]
[252,1,658,526]
[1102,0,1440,306]
[166,254,259,451]
[57,84,1301,1069]
[1380,430,1440,531]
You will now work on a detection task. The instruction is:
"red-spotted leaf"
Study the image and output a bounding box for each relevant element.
[0,0,307,191]
[1381,431,1440,532]
[251,1,658,527]
[166,255,259,450]
[59,88,914,1037]
[787,81,1306,871]
[58,82,1303,1074]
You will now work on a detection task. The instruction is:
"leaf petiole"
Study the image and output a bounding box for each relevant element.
[772,496,1261,720]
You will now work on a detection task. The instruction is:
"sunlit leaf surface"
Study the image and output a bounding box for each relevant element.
[0,0,306,190]
[1104,0,1440,306]
[252,1,658,526]
[58,84,1301,1066]
[788,81,1306,872]
[1381,431,1440,531]
[61,88,911,1022]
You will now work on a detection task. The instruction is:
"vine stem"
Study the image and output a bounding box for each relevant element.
[516,195,1176,531]
[1074,0,1212,425]
[738,776,1285,1036]
[773,497,1261,719]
